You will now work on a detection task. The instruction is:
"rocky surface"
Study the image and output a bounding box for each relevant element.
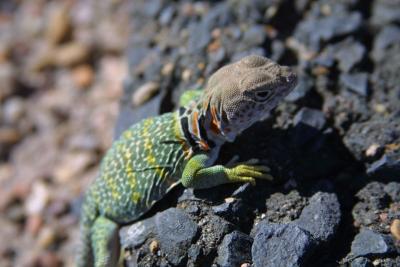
[117,0,400,266]
[1,0,400,266]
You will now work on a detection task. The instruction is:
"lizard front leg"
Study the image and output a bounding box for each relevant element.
[180,153,272,189]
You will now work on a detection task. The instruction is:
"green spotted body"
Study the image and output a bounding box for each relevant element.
[77,55,298,267]
[86,112,187,224]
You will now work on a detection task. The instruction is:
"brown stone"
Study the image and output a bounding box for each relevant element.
[46,4,72,45]
[149,240,159,254]
[26,214,43,236]
[54,42,91,67]
[390,219,400,240]
[36,251,62,267]
[0,127,21,145]
[72,64,94,88]
[131,81,160,107]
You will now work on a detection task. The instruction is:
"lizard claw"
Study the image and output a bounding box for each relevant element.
[227,163,274,184]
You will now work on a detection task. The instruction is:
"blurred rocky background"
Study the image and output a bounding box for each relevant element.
[0,0,130,266]
[1,0,400,267]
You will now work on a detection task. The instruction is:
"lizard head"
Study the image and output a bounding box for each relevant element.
[202,55,297,142]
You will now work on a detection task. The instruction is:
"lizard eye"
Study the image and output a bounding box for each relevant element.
[255,90,272,102]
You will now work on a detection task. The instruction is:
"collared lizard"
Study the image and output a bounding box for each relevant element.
[77,55,298,267]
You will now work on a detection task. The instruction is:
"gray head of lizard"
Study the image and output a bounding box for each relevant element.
[201,55,297,142]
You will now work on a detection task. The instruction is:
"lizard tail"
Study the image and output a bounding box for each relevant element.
[76,193,97,267]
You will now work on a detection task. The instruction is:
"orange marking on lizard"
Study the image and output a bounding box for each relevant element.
[210,105,221,135]
[191,111,200,138]
[198,140,210,151]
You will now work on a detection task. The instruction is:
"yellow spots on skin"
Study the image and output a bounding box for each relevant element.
[116,143,124,151]
[105,176,119,200]
[124,151,133,161]
[125,161,133,173]
[147,154,157,165]
[111,188,120,200]
[144,138,152,151]
[123,130,133,139]
[127,172,136,187]
[132,192,141,204]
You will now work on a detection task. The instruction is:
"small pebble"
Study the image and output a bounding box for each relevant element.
[312,66,329,76]
[365,144,381,157]
[131,81,160,107]
[53,152,95,184]
[37,227,56,249]
[0,164,12,183]
[390,219,400,240]
[149,240,159,254]
[72,64,94,88]
[0,127,21,144]
[25,214,43,236]
[182,69,192,81]
[224,197,235,203]
[0,42,11,63]
[36,251,62,267]
[46,4,72,45]
[54,42,91,67]
[161,63,174,76]
[0,63,16,101]
[373,104,387,114]
[3,97,25,123]
[28,45,57,72]
[25,182,50,216]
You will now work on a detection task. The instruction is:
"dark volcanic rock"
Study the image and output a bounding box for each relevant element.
[371,43,400,114]
[343,116,400,161]
[367,150,400,179]
[115,1,400,266]
[371,26,400,63]
[292,107,326,145]
[294,3,362,51]
[351,228,396,258]
[371,0,400,26]
[334,39,366,73]
[120,217,156,249]
[356,182,389,205]
[197,215,234,253]
[293,107,326,131]
[340,73,369,97]
[350,257,373,267]
[295,192,341,243]
[216,230,253,267]
[352,182,390,228]
[265,191,307,224]
[212,198,252,226]
[384,182,400,202]
[155,208,199,265]
[285,74,313,103]
[316,38,366,72]
[187,215,235,266]
[252,222,316,267]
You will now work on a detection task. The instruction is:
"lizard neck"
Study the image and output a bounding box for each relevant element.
[178,105,231,154]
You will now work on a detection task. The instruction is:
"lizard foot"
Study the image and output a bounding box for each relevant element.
[227,161,273,185]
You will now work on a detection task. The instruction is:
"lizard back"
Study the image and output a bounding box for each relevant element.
[88,111,188,224]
